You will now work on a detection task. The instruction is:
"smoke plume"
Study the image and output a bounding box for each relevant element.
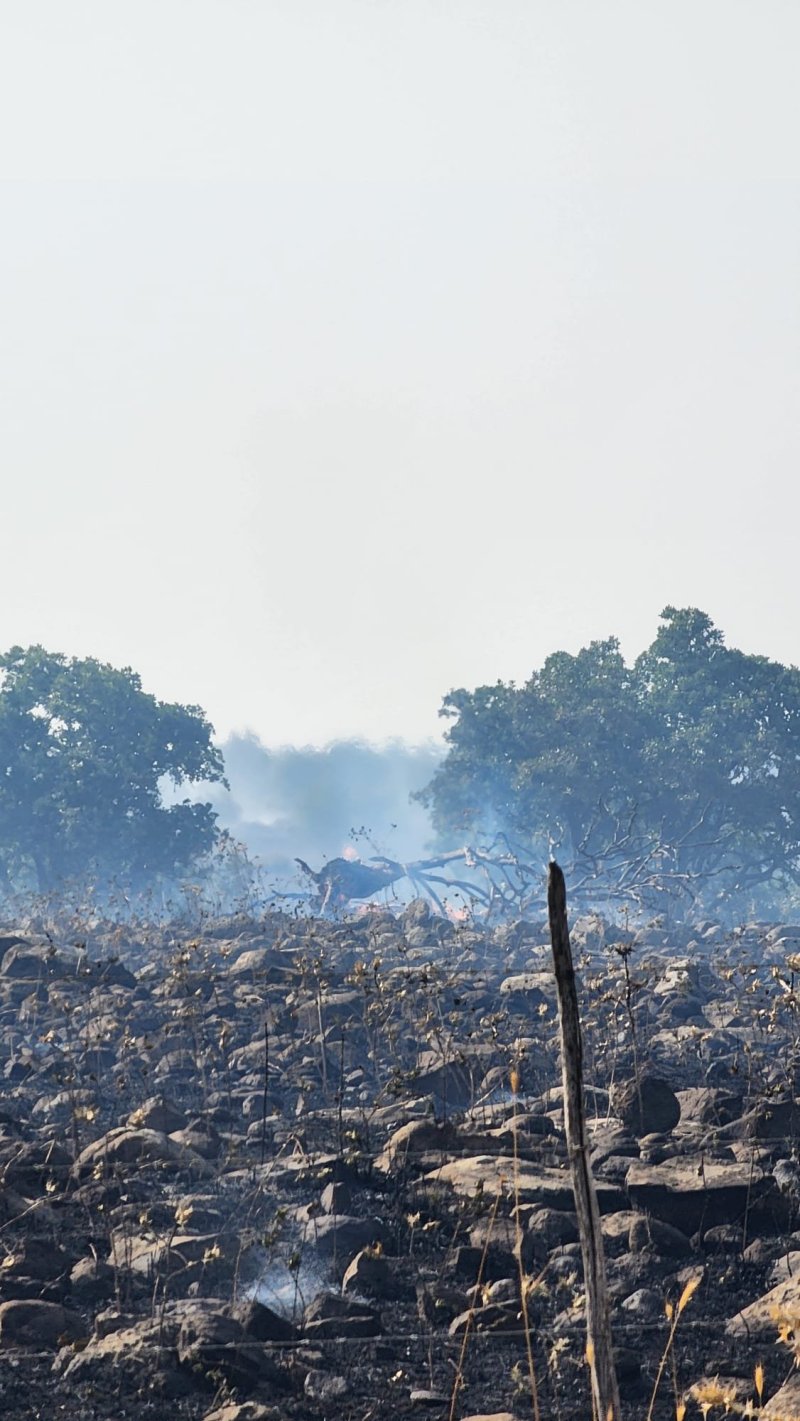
[204,733,442,888]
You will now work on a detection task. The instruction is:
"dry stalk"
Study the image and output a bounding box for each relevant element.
[511,1065,541,1421]
[645,1275,700,1421]
[448,1185,503,1421]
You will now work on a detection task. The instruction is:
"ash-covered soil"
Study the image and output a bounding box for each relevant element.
[2,902,800,1420]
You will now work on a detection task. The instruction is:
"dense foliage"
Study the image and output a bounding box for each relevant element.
[419,608,800,917]
[0,645,226,894]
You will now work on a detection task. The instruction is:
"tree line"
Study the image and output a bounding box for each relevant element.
[418,607,800,919]
[0,645,225,897]
[2,609,799,919]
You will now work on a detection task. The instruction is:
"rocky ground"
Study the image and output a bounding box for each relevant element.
[2,901,800,1420]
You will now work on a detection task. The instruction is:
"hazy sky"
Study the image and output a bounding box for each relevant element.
[2,2,799,746]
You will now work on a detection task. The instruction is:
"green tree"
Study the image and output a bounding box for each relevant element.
[420,609,800,917]
[635,607,800,899]
[0,645,227,894]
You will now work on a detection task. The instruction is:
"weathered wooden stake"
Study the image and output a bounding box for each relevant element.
[260,1020,269,1167]
[548,861,620,1421]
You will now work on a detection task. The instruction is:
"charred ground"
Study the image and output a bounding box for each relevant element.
[1,903,800,1420]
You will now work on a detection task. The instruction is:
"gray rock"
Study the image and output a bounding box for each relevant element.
[727,1278,800,1338]
[449,1303,523,1335]
[300,1213,390,1259]
[342,1246,392,1298]
[305,1369,348,1401]
[417,1281,470,1327]
[68,1254,116,1299]
[773,1158,800,1197]
[303,1291,381,1339]
[0,1299,83,1348]
[620,1287,662,1316]
[177,1307,282,1389]
[73,1127,213,1180]
[628,1214,692,1257]
[0,946,68,981]
[202,1404,280,1421]
[320,1179,351,1214]
[613,1076,681,1137]
[764,1371,800,1414]
[527,1206,579,1250]
[232,1298,298,1343]
[127,1096,187,1133]
[56,1312,182,1386]
[627,1156,774,1232]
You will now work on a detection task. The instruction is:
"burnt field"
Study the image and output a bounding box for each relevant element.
[2,903,800,1420]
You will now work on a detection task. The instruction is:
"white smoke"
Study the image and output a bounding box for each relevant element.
[202,732,443,885]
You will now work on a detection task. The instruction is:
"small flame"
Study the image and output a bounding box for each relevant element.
[445,904,470,922]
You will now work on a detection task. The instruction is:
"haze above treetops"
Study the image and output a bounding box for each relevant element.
[2,3,799,751]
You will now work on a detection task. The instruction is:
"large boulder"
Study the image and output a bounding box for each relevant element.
[375,1117,460,1171]
[127,1096,187,1133]
[0,1300,83,1348]
[0,945,69,981]
[613,1076,681,1137]
[72,1127,213,1180]
[626,1156,775,1232]
[107,1230,234,1287]
[303,1292,382,1339]
[300,1213,391,1259]
[232,1298,298,1343]
[727,1277,800,1340]
[342,1246,392,1299]
[177,1308,282,1390]
[1,1140,72,1194]
[764,1372,800,1415]
[423,1155,625,1213]
[56,1311,184,1387]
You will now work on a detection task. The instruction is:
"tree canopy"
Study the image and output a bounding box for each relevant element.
[419,608,800,918]
[0,645,227,895]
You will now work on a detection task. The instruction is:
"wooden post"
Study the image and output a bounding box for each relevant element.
[260,1020,269,1167]
[548,861,620,1421]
